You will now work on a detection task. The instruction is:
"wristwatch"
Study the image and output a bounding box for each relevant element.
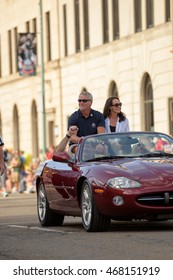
[66,134,71,139]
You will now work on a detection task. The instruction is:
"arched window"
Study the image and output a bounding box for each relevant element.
[109,81,118,97]
[168,98,173,136]
[81,87,87,92]
[143,74,154,131]
[31,100,39,157]
[13,105,20,150]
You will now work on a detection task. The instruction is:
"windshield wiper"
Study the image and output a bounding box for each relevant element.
[84,155,126,162]
[138,151,173,157]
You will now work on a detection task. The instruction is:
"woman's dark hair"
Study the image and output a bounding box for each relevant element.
[103,97,126,122]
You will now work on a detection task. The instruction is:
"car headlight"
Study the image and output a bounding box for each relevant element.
[107,177,141,189]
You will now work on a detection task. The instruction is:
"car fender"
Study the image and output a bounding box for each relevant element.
[35,160,49,177]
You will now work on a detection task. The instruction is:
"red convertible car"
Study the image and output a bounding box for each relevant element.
[36,132,173,232]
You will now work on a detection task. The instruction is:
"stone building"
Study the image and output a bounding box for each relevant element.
[0,0,173,157]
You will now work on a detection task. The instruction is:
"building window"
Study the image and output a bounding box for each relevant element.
[8,30,13,74]
[32,18,37,62]
[83,0,89,49]
[109,81,118,97]
[13,105,20,151]
[134,0,142,32]
[81,86,87,93]
[48,121,54,148]
[144,75,154,131]
[26,21,30,32]
[63,4,68,56]
[74,0,80,52]
[168,98,173,136]
[112,0,119,39]
[102,0,109,43]
[14,27,18,72]
[165,0,170,22]
[146,0,154,28]
[46,11,51,61]
[31,100,39,157]
[32,18,37,33]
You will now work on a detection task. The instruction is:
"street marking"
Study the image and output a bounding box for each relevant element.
[8,225,27,229]
[7,224,73,234]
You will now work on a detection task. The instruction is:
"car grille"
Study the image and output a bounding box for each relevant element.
[137,192,173,206]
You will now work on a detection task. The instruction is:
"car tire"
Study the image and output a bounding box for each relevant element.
[81,180,110,232]
[37,182,64,226]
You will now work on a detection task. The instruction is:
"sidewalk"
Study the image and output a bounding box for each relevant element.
[0,191,36,200]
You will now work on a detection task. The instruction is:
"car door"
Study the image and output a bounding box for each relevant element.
[46,159,80,214]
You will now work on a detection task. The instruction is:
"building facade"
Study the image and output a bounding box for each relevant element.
[0,0,173,157]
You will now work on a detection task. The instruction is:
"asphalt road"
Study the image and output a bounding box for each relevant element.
[0,192,173,260]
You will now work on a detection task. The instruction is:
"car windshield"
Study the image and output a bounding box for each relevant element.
[81,132,173,162]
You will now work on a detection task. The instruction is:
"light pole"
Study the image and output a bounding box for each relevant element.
[39,0,46,157]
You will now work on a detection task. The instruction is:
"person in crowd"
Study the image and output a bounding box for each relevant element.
[155,137,168,151]
[94,143,109,157]
[4,147,13,194]
[68,91,105,144]
[18,150,28,193]
[10,150,22,193]
[0,149,9,197]
[6,147,13,163]
[0,137,5,176]
[24,157,40,193]
[103,96,130,133]
[132,135,155,154]
[0,137,7,197]
[82,141,96,161]
[46,146,54,159]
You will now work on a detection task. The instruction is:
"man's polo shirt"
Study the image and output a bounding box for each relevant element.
[68,109,105,137]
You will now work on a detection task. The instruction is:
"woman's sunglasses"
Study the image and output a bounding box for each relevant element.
[111,102,122,107]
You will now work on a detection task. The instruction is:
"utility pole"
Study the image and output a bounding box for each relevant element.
[39,0,46,157]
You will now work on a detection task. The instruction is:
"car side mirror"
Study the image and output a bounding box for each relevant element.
[52,152,70,162]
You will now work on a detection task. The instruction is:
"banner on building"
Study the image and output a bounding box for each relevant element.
[18,33,37,76]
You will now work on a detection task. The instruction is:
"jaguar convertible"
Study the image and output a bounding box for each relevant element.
[35,131,173,232]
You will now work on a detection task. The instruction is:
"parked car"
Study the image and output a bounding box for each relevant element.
[36,131,173,232]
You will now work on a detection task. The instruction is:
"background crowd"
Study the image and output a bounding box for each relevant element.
[0,148,44,197]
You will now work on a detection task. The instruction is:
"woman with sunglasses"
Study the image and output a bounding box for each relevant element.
[103,97,130,133]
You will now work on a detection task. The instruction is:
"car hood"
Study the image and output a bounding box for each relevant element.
[88,157,173,184]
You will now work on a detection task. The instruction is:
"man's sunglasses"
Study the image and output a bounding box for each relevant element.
[111,102,122,107]
[78,99,91,103]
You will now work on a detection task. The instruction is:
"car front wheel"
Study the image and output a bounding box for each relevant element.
[81,180,110,232]
[37,182,64,226]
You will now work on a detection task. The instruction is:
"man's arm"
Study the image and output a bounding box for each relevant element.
[70,125,105,143]
[55,126,78,152]
[96,111,105,134]
[97,126,105,134]
[69,134,81,144]
[55,135,71,152]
